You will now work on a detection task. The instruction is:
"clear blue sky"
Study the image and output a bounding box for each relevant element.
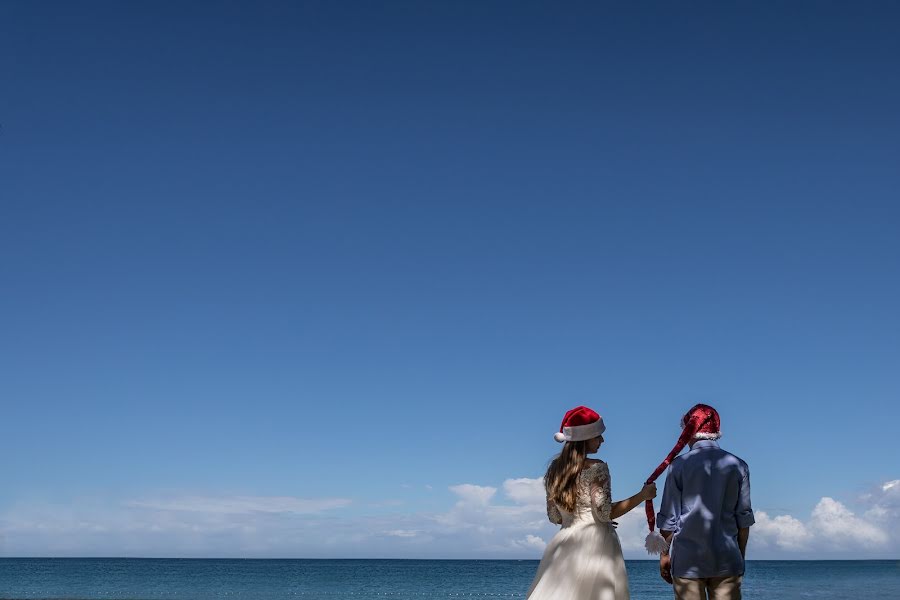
[1,1,898,558]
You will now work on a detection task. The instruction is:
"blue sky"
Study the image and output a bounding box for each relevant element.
[1,1,898,559]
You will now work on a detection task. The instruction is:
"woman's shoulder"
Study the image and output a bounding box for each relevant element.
[582,459,609,471]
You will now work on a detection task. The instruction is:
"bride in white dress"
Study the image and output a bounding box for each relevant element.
[527,406,656,600]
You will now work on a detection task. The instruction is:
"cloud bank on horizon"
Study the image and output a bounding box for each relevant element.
[2,478,897,559]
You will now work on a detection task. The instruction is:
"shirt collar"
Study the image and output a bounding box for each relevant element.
[690,440,720,450]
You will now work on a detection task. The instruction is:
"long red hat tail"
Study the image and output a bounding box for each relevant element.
[643,422,697,529]
[642,406,717,549]
[641,411,708,555]
[642,405,718,554]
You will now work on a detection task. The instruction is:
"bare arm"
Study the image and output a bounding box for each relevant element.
[738,527,750,558]
[610,483,656,520]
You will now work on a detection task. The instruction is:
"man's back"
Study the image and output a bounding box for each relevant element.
[656,440,754,579]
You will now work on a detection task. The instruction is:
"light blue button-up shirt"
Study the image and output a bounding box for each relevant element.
[656,440,755,578]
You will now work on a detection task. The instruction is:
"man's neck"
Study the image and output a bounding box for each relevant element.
[688,438,719,449]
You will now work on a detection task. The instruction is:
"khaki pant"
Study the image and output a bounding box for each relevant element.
[673,575,742,600]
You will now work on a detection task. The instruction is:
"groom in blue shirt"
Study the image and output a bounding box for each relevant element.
[656,405,754,600]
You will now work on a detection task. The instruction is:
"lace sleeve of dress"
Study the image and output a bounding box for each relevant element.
[588,461,612,512]
[546,491,562,524]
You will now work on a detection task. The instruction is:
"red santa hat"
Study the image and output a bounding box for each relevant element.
[554,406,605,443]
[642,404,722,554]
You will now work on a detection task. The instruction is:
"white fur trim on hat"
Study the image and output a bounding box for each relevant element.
[693,431,722,441]
[554,418,606,443]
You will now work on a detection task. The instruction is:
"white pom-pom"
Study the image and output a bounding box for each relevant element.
[645,531,669,555]
[553,432,566,443]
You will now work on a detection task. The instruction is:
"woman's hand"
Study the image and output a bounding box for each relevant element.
[610,482,658,519]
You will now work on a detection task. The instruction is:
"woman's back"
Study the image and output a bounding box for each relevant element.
[529,406,632,600]
[547,460,613,527]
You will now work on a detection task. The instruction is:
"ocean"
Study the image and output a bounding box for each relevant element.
[0,559,898,599]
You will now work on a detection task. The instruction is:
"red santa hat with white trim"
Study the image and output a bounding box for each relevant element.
[642,403,722,554]
[554,406,606,443]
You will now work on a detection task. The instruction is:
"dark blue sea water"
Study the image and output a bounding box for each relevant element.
[0,559,898,600]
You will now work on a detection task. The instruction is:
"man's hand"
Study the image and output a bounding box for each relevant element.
[659,554,673,584]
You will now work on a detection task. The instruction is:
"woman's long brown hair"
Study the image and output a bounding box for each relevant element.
[544,440,588,513]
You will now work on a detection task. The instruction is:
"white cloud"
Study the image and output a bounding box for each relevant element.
[384,529,421,538]
[448,484,497,506]
[503,478,545,506]
[752,512,812,551]
[3,478,899,559]
[128,496,351,515]
[0,482,552,558]
[866,479,900,520]
[513,534,547,551]
[747,486,897,557]
[0,494,355,557]
[810,497,887,547]
[427,478,553,555]
[433,477,900,559]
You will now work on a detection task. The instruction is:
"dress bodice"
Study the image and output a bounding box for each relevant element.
[546,460,613,527]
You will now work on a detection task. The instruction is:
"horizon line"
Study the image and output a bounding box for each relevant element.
[2,557,897,562]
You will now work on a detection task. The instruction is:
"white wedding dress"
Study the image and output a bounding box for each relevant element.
[526,460,629,600]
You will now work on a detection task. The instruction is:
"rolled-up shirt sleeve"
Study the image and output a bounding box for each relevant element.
[656,465,681,532]
[736,463,755,528]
